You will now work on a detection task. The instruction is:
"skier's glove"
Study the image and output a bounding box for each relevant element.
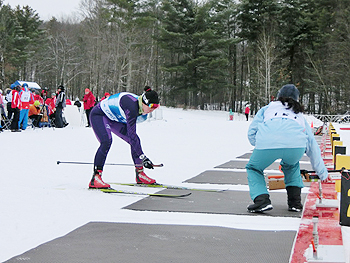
[140,155,154,169]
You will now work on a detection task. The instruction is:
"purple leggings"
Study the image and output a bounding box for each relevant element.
[90,104,142,169]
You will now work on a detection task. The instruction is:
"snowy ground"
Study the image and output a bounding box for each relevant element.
[0,105,337,262]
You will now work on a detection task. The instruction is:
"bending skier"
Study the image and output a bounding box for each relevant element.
[89,86,160,189]
[246,84,329,213]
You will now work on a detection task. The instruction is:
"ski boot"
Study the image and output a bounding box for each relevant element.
[247,194,273,213]
[89,168,110,189]
[135,166,156,184]
[287,186,303,212]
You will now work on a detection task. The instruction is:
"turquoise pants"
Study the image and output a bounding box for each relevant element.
[19,109,29,130]
[246,148,305,200]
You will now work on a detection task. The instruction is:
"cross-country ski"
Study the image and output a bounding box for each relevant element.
[108,182,227,192]
[56,160,164,167]
[99,188,191,198]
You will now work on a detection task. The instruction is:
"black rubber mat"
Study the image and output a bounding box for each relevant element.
[6,222,296,263]
[184,170,311,187]
[124,189,306,218]
[236,152,310,162]
[184,170,250,184]
[215,160,313,170]
[184,170,280,185]
[236,152,253,159]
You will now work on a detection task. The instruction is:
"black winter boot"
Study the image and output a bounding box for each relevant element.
[286,186,303,212]
[247,194,273,213]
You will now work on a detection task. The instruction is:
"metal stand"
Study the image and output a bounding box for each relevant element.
[316,180,339,208]
[306,216,345,262]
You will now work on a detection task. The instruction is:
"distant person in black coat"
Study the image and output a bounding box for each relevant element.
[74,98,82,112]
[55,85,66,128]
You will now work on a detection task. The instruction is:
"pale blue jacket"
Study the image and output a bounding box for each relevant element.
[248,101,328,180]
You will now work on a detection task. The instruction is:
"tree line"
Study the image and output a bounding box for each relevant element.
[1,0,349,115]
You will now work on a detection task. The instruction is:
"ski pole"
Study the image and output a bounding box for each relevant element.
[56,160,164,167]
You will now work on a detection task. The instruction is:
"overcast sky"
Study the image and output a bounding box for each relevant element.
[4,0,82,21]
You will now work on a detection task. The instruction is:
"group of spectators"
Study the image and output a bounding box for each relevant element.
[0,83,111,132]
[0,83,69,132]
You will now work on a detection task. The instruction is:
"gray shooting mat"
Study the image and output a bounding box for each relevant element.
[215,160,313,171]
[124,189,306,218]
[184,170,250,184]
[6,222,296,263]
[183,170,311,187]
[236,152,310,162]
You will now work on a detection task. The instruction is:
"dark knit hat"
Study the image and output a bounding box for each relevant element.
[277,84,299,101]
[58,85,65,92]
[141,86,159,104]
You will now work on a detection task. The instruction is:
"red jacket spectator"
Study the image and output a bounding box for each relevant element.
[0,91,3,106]
[101,92,110,101]
[19,86,34,110]
[83,89,95,110]
[11,89,21,109]
[33,93,44,105]
[245,106,250,114]
[45,93,56,116]
[244,105,250,121]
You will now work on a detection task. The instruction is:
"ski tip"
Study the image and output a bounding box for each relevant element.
[178,192,192,197]
[56,161,60,165]
[216,189,229,192]
[151,192,192,198]
[177,192,192,197]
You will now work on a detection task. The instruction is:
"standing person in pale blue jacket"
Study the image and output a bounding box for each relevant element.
[246,84,329,213]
